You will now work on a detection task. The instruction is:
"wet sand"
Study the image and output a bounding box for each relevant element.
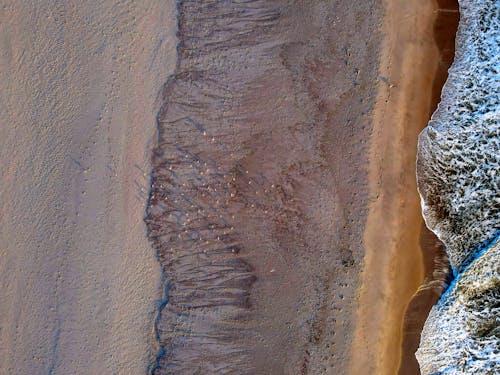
[398,224,451,375]
[0,1,459,373]
[398,1,459,373]
[351,1,458,374]
[0,1,176,373]
[146,1,382,373]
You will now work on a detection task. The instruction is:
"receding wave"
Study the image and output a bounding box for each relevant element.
[417,240,499,374]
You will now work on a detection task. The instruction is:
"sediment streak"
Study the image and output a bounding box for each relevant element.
[145,0,381,373]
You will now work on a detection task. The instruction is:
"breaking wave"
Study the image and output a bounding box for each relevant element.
[416,0,499,373]
[417,0,499,274]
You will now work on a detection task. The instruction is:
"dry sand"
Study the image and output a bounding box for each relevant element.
[351,1,457,374]
[0,1,176,373]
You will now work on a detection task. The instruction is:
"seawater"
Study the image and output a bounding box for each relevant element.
[417,0,499,274]
[416,0,500,373]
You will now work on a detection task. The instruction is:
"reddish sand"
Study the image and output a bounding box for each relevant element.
[351,1,458,374]
[398,1,459,374]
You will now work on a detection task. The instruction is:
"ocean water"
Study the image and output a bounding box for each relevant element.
[417,240,499,374]
[417,0,499,274]
[416,0,500,373]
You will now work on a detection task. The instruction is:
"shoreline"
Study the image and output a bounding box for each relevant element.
[351,1,447,374]
[416,0,500,371]
[398,1,459,373]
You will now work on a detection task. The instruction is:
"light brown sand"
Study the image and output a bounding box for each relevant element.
[0,1,176,373]
[398,1,458,373]
[350,1,444,374]
[0,1,454,373]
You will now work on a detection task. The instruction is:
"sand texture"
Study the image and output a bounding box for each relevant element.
[0,1,177,373]
[146,1,382,373]
[0,0,464,374]
[350,1,459,374]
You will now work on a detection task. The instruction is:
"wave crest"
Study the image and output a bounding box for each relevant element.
[417,0,499,273]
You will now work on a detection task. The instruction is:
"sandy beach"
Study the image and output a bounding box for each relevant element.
[147,1,382,373]
[0,1,176,373]
[0,1,460,374]
[351,1,458,374]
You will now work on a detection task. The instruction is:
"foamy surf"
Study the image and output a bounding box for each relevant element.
[417,0,499,274]
[416,239,499,374]
[416,0,499,373]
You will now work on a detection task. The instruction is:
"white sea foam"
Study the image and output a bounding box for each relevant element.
[417,0,499,273]
[416,240,499,374]
[416,0,500,373]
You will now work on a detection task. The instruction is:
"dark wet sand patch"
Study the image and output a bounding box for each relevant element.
[146,0,381,373]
